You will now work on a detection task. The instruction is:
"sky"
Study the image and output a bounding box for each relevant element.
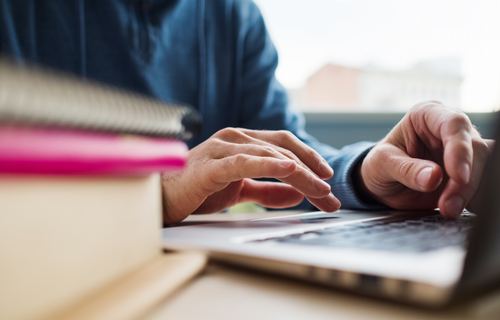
[253,0,500,112]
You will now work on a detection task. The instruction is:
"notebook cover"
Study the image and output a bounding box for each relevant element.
[0,126,188,175]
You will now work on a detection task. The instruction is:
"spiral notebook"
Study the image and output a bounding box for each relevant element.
[0,58,202,140]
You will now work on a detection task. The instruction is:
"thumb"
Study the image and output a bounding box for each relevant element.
[385,146,443,192]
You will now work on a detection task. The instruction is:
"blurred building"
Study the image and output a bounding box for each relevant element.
[291,58,462,112]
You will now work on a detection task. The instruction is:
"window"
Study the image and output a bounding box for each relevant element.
[254,0,500,112]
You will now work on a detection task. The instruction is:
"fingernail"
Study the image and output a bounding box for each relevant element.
[458,163,470,183]
[279,160,295,169]
[326,193,340,209]
[446,195,464,218]
[320,161,334,176]
[314,178,331,192]
[417,167,433,189]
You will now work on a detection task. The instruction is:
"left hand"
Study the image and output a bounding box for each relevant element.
[161,128,339,224]
[359,101,494,218]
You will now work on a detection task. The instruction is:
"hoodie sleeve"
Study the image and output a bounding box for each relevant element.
[233,0,389,210]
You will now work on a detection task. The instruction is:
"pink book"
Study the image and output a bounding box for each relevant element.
[0,126,188,175]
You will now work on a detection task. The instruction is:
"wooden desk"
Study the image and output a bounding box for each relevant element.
[149,212,500,320]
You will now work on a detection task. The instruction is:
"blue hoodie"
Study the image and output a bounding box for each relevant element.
[0,0,381,210]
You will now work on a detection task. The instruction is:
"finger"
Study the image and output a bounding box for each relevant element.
[410,103,475,184]
[373,143,444,192]
[205,154,297,188]
[306,193,341,212]
[204,153,331,201]
[239,179,305,208]
[211,131,318,178]
[211,143,333,198]
[239,129,334,179]
[441,117,475,185]
[278,167,332,199]
[438,138,493,218]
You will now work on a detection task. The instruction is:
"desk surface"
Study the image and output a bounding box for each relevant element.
[149,212,500,320]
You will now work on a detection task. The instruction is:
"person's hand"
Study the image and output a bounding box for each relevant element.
[359,101,494,218]
[161,128,340,224]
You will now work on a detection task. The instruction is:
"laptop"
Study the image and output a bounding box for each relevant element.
[162,112,500,308]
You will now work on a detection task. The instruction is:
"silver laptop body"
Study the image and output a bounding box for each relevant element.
[162,113,500,308]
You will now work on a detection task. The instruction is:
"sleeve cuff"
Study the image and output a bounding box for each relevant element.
[327,141,390,210]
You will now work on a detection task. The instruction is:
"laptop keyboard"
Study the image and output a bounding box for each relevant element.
[248,213,476,253]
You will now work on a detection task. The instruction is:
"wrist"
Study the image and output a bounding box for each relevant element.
[352,155,381,206]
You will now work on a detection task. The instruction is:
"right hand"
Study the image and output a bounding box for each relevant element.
[161,128,341,224]
[358,101,493,218]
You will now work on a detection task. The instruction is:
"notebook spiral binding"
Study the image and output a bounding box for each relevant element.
[0,58,202,140]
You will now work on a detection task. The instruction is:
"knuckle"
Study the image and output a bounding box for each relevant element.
[260,145,278,157]
[428,99,445,105]
[304,147,318,159]
[456,140,472,154]
[370,144,392,163]
[218,155,248,181]
[232,154,249,167]
[215,127,244,140]
[231,155,252,179]
[276,130,296,143]
[450,111,471,129]
[397,160,416,178]
[206,139,232,155]
[410,100,445,112]
[206,136,223,147]
[214,127,230,138]
[279,147,296,159]
[441,111,473,137]
[215,157,232,173]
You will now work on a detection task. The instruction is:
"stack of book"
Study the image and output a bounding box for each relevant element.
[0,59,206,320]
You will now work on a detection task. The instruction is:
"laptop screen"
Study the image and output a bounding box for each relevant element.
[459,111,500,295]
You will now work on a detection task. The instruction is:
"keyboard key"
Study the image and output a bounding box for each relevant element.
[249,214,476,253]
